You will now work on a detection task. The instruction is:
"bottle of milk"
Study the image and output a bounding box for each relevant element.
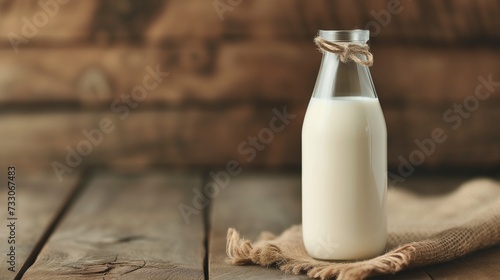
[302,30,387,260]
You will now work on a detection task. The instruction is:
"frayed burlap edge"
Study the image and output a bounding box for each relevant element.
[226,226,416,280]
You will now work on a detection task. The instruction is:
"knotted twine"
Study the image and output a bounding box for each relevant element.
[314,36,373,67]
[226,178,500,279]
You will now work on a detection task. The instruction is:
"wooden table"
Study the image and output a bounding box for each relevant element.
[0,170,498,279]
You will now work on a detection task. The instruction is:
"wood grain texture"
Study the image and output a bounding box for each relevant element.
[384,105,500,168]
[373,46,500,105]
[1,45,500,107]
[23,171,205,279]
[0,102,498,170]
[1,0,499,45]
[0,43,319,107]
[0,0,96,46]
[208,172,309,279]
[0,106,304,170]
[374,270,432,280]
[0,168,80,280]
[149,0,500,44]
[424,245,500,279]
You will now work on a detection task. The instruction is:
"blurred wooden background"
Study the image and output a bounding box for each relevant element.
[0,0,499,174]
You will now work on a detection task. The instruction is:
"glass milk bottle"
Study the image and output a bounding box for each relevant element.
[302,30,387,260]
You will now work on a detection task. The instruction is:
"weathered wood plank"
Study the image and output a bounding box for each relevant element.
[374,269,432,280]
[0,106,304,173]
[0,45,499,108]
[373,46,500,106]
[0,100,499,170]
[23,171,205,279]
[0,167,80,279]
[385,105,500,168]
[0,43,318,107]
[425,245,500,279]
[208,172,309,279]
[0,0,96,48]
[152,0,500,44]
[1,0,499,45]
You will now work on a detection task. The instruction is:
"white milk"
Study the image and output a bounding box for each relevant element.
[302,96,387,260]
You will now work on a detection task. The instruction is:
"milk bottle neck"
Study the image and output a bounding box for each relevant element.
[312,30,377,99]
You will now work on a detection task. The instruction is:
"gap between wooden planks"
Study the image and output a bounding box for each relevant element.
[22,170,205,280]
[0,167,82,280]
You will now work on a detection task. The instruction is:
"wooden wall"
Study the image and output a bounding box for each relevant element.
[0,0,499,173]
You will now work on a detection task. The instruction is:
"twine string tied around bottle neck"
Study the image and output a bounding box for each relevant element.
[314,36,373,67]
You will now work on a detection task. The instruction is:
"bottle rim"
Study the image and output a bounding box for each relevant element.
[318,29,369,42]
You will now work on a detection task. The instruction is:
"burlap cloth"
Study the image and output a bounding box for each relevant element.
[226,178,500,279]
